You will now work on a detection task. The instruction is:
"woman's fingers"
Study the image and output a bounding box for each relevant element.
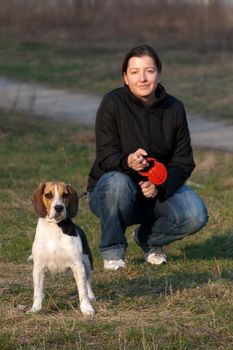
[128,148,148,170]
[139,181,158,198]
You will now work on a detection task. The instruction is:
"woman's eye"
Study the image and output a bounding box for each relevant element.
[44,192,53,199]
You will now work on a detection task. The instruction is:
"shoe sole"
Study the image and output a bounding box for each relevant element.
[145,253,168,265]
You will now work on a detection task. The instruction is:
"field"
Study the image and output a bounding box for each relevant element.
[0,1,233,348]
[0,112,233,349]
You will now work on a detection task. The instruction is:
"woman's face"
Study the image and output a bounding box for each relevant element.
[124,55,161,103]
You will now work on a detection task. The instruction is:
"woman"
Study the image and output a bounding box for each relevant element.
[87,44,208,271]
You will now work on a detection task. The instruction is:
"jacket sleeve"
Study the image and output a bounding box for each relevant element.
[158,103,195,201]
[95,94,131,173]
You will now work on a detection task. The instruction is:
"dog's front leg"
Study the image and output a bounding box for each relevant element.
[72,262,95,316]
[83,256,96,302]
[27,263,45,313]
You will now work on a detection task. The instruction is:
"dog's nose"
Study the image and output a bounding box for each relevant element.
[54,205,64,213]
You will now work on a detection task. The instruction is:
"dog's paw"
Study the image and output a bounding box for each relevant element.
[26,306,41,314]
[80,300,95,316]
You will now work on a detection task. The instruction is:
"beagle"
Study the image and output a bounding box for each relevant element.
[28,182,95,316]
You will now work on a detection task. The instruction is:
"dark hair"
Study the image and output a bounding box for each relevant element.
[122,44,162,74]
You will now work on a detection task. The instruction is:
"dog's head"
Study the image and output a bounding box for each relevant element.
[32,182,79,221]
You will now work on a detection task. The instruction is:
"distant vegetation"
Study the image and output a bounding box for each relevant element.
[0,0,232,120]
[0,0,232,51]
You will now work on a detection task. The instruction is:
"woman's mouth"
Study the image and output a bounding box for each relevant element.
[138,85,150,88]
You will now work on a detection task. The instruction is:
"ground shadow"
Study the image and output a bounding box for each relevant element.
[182,230,233,260]
[94,270,217,304]
[95,230,233,303]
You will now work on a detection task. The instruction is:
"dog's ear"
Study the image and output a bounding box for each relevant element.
[67,185,79,218]
[32,183,47,218]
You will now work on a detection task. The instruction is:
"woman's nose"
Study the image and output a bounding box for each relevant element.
[139,71,147,82]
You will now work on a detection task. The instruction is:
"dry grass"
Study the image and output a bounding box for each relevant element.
[0,112,233,349]
[222,177,233,189]
[1,261,233,349]
[194,151,216,174]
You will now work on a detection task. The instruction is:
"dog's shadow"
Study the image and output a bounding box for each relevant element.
[95,230,233,303]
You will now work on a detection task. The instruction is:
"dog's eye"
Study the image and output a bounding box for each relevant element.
[44,192,53,199]
[62,192,69,199]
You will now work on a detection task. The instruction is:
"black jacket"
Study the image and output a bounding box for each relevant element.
[87,84,195,201]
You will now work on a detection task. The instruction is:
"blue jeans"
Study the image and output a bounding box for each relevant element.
[88,171,208,260]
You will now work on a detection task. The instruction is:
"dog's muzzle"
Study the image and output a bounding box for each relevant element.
[50,203,66,221]
[55,205,64,213]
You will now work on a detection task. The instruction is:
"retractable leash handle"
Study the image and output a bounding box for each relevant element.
[138,157,167,185]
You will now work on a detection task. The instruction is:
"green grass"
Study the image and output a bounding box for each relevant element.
[0,38,233,120]
[0,111,233,349]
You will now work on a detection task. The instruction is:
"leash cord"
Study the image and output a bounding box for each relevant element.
[78,191,88,199]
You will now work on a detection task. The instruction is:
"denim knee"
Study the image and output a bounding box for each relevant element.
[178,187,208,235]
[88,171,138,218]
[103,171,137,200]
[151,185,208,244]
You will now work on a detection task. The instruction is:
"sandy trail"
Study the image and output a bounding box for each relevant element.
[0,78,232,152]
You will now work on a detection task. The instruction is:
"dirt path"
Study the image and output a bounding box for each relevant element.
[0,78,232,152]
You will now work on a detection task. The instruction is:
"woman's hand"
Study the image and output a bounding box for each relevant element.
[127,148,149,171]
[139,181,158,198]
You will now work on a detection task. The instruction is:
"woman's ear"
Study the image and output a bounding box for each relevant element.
[32,183,47,218]
[123,72,129,86]
[67,185,79,218]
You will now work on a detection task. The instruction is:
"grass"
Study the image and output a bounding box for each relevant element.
[0,111,233,349]
[0,37,233,120]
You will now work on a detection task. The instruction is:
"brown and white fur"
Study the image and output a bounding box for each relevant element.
[28,182,95,316]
